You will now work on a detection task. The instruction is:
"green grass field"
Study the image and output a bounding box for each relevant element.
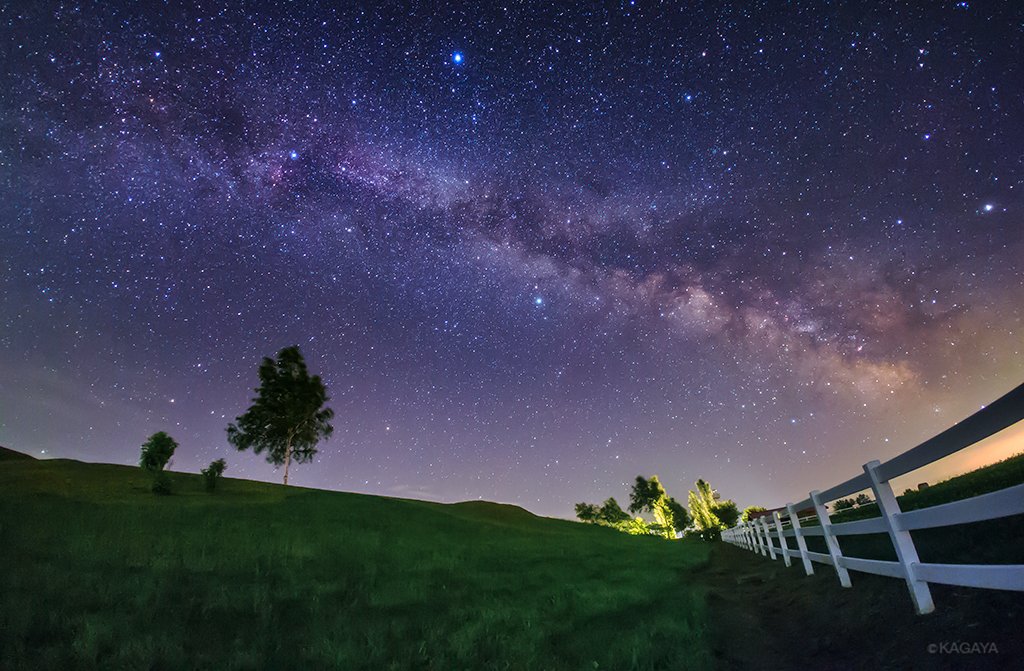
[4,446,1022,670]
[0,452,713,670]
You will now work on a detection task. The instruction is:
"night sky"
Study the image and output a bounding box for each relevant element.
[2,1,1022,517]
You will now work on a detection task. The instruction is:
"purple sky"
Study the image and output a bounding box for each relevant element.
[1,1,1021,517]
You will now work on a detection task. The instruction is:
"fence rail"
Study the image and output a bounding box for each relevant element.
[721,382,1024,614]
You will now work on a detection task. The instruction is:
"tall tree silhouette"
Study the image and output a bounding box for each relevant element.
[228,346,334,485]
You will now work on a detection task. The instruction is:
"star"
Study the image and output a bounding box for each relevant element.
[452,51,464,64]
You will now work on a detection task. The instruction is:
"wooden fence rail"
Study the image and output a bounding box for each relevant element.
[721,382,1024,614]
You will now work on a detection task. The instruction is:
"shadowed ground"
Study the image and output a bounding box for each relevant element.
[704,530,1024,670]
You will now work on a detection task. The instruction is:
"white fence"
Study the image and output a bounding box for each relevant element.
[721,382,1024,614]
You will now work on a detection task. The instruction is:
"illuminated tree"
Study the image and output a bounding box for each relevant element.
[629,475,680,539]
[688,479,721,537]
[227,346,334,485]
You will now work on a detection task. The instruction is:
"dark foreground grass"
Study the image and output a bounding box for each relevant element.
[0,456,712,670]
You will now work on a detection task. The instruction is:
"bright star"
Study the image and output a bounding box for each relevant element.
[154,51,162,59]
[534,296,544,306]
[452,52,464,64]
[289,150,299,160]
[983,203,994,212]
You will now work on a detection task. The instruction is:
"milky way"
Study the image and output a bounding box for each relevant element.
[2,1,1022,516]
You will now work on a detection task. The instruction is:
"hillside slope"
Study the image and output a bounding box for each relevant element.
[0,445,35,461]
[0,456,712,670]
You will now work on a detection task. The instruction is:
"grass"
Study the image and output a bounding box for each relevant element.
[800,452,1024,565]
[0,455,713,671]
[829,450,1024,525]
[4,447,1022,670]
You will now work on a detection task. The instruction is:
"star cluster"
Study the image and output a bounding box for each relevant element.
[1,1,1021,515]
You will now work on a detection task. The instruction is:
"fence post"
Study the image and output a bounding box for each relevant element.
[759,518,777,559]
[786,503,814,575]
[744,523,753,552]
[810,490,852,588]
[773,511,792,567]
[755,521,768,556]
[863,460,935,615]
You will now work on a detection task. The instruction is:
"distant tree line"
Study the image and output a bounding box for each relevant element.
[833,493,873,511]
[575,475,740,540]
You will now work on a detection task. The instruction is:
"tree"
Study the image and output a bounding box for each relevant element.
[202,458,227,492]
[140,431,177,472]
[834,498,855,511]
[628,476,679,539]
[628,475,662,514]
[712,500,740,528]
[688,479,720,536]
[598,497,631,525]
[227,346,334,485]
[854,493,872,507]
[741,505,767,523]
[140,432,177,494]
[666,497,690,535]
[619,517,652,535]
[575,502,601,523]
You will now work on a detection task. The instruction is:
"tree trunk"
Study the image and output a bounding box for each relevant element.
[283,437,292,486]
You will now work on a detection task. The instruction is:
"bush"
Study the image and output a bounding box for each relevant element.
[151,471,172,495]
[201,458,227,492]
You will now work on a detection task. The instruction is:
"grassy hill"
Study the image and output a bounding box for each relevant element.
[0,445,35,461]
[0,454,712,670]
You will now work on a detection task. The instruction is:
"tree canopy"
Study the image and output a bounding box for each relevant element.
[139,431,177,472]
[688,479,721,536]
[574,502,600,523]
[227,346,334,485]
[628,476,680,539]
[713,500,740,528]
[666,497,691,533]
[741,505,768,522]
[598,497,631,525]
[687,479,740,539]
[573,476,697,539]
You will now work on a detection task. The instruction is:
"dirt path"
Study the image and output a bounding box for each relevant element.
[700,543,1022,670]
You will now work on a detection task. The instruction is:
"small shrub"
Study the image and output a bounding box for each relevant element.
[201,458,227,492]
[151,471,171,495]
